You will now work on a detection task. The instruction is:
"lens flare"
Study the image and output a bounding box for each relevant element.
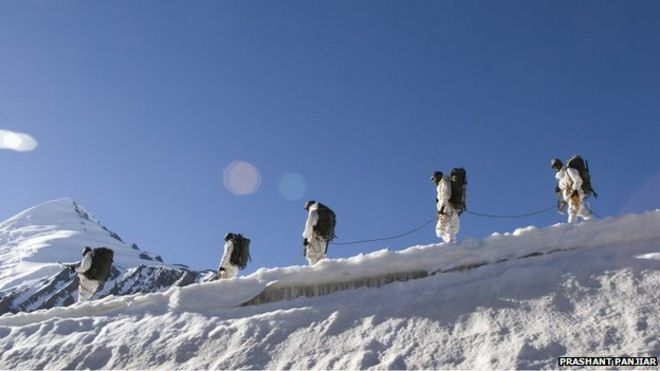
[278,173,307,201]
[223,161,262,196]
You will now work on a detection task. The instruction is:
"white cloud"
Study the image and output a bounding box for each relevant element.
[0,129,38,152]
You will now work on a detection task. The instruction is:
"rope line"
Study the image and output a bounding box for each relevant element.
[329,202,598,247]
[331,218,436,246]
[464,205,556,219]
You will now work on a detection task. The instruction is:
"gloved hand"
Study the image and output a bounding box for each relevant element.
[571,189,579,198]
[303,238,309,246]
[557,200,567,214]
[68,264,76,272]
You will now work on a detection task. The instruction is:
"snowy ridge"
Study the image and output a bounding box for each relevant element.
[0,199,212,315]
[240,211,660,307]
[0,210,658,369]
[4,210,660,317]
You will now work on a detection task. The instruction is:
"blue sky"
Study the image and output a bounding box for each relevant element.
[1,1,659,274]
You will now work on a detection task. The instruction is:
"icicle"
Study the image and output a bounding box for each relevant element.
[241,270,428,306]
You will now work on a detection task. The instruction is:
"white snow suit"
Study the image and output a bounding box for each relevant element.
[218,240,239,279]
[435,175,460,243]
[555,167,591,223]
[75,251,100,302]
[302,203,328,265]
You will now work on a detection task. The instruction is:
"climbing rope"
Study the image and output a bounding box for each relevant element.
[330,218,436,246]
[464,205,556,219]
[328,202,597,247]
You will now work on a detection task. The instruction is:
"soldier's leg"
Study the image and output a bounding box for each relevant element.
[78,276,99,302]
[435,217,443,239]
[307,237,327,265]
[438,213,452,242]
[567,192,581,224]
[220,265,239,279]
[567,207,578,223]
[448,210,460,243]
[577,196,592,221]
[306,252,321,265]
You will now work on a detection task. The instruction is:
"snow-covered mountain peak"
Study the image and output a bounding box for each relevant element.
[3,198,88,227]
[0,199,216,315]
[0,198,121,245]
[0,198,166,293]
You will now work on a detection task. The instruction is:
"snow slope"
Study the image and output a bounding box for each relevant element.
[1,211,659,369]
[0,199,212,314]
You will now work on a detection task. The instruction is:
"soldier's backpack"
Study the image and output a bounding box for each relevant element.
[567,155,598,198]
[229,234,251,270]
[84,247,114,281]
[314,202,336,242]
[449,168,467,215]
